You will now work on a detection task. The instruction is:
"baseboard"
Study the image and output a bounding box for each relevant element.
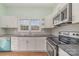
[11,50,47,52]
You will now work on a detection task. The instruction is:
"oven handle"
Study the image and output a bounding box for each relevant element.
[47,41,56,49]
[46,41,58,56]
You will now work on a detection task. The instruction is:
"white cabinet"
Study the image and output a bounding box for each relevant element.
[59,48,70,56]
[41,14,54,28]
[72,4,79,23]
[15,37,46,52]
[0,16,18,28]
[11,37,18,51]
[18,37,35,51]
[33,37,46,52]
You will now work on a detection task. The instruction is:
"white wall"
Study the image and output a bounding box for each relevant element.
[0,4,55,34]
[6,7,53,19]
[3,7,54,34]
[0,4,8,34]
[0,4,7,16]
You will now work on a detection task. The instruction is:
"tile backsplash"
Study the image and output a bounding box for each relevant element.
[52,23,79,36]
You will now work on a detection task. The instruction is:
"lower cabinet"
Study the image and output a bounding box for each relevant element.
[59,48,70,56]
[11,37,18,51]
[33,37,46,52]
[11,37,46,52]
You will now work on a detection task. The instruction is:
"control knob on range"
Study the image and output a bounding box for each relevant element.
[76,33,79,36]
[73,33,75,35]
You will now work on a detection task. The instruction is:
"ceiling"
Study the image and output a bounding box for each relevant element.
[3,3,58,8]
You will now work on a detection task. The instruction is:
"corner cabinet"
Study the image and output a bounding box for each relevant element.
[41,14,54,29]
[0,16,18,28]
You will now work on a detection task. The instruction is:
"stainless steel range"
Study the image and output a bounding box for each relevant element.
[46,31,79,56]
[59,31,79,44]
[46,36,59,56]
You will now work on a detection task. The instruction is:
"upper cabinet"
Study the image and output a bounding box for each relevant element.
[0,16,18,28]
[53,3,72,26]
[72,4,79,23]
[41,3,72,29]
[41,14,54,28]
[41,3,79,29]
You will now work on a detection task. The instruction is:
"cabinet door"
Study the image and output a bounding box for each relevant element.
[46,15,53,28]
[12,37,46,52]
[0,16,18,28]
[17,37,29,51]
[23,37,46,51]
[59,48,70,56]
[72,4,79,23]
[11,37,18,51]
[17,37,37,51]
[26,37,36,51]
[41,14,54,28]
[34,37,46,52]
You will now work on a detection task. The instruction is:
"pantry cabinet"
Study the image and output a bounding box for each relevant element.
[0,16,18,28]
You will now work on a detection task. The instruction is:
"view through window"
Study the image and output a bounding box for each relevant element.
[18,19,43,32]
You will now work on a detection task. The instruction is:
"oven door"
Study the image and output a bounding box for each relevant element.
[46,41,57,56]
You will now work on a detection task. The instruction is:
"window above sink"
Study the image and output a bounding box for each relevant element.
[18,18,43,32]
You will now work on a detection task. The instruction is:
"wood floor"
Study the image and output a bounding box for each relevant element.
[0,52,48,56]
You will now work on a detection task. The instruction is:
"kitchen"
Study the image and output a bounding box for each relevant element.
[0,3,79,56]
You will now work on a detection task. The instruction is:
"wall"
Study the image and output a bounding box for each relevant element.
[4,6,54,34]
[0,4,7,34]
[52,23,79,36]
[6,7,53,19]
[0,4,7,16]
[0,4,54,34]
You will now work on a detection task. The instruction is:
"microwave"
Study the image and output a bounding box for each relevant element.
[53,3,72,26]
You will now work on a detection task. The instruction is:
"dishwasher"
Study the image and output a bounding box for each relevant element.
[0,37,11,51]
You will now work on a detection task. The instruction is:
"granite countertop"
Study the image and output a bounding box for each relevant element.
[58,44,79,56]
[0,33,53,37]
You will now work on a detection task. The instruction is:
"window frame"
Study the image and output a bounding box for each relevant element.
[31,19,41,32]
[18,19,30,32]
[18,18,41,32]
